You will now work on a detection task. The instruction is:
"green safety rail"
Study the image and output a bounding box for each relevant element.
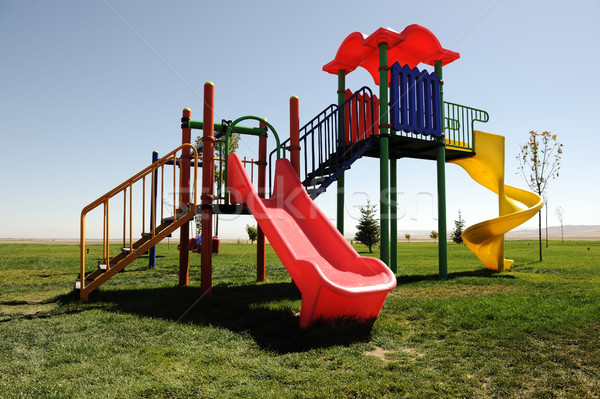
[188,116,283,203]
[443,102,489,151]
[222,116,283,199]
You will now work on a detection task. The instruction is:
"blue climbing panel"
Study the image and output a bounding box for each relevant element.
[390,62,442,137]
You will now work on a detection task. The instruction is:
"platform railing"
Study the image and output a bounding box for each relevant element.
[270,87,376,197]
[443,101,489,151]
[267,95,488,197]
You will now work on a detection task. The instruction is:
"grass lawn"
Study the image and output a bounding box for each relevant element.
[1,240,599,398]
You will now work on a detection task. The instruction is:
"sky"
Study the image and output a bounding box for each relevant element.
[1,0,599,240]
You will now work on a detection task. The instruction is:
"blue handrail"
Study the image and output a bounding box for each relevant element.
[269,87,376,198]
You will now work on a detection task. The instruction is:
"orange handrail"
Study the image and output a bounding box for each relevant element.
[80,144,198,291]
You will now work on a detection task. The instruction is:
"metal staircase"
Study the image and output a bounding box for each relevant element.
[77,144,198,301]
[270,87,378,199]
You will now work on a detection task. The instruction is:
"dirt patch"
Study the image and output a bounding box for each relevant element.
[364,346,394,363]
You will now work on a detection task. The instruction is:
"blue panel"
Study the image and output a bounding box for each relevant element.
[390,62,442,138]
[415,68,424,133]
[424,78,432,133]
[390,66,400,130]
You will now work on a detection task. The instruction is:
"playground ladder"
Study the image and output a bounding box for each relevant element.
[77,144,198,301]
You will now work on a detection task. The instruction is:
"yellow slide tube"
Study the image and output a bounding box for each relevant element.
[448,131,543,271]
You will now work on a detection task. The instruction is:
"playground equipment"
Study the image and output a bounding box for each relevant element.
[228,153,395,327]
[76,24,542,326]
[449,131,543,270]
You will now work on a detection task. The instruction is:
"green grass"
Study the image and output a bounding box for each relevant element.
[1,241,599,398]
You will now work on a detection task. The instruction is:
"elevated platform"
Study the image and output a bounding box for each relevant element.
[362,135,475,161]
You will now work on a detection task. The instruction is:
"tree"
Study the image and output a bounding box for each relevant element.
[555,206,565,243]
[246,224,257,244]
[405,234,411,242]
[517,131,563,261]
[430,230,439,243]
[196,131,241,240]
[451,210,465,244]
[195,132,241,190]
[354,200,380,253]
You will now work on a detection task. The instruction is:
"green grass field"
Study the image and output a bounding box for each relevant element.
[1,240,599,398]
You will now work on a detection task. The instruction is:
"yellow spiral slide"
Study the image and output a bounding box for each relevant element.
[448,131,544,272]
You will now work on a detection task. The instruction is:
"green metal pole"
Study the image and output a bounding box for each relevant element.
[435,60,448,279]
[379,43,390,267]
[336,70,346,235]
[390,142,397,273]
[188,120,266,136]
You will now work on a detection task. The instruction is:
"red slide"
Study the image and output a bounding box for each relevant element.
[227,153,396,328]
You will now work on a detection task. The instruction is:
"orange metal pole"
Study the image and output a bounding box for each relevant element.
[160,165,164,221]
[256,120,267,282]
[80,213,86,295]
[201,82,215,295]
[129,183,132,251]
[142,176,146,234]
[179,108,192,286]
[105,200,110,264]
[150,164,156,236]
[123,189,126,249]
[103,202,107,263]
[288,99,301,292]
[173,157,177,220]
[290,96,300,176]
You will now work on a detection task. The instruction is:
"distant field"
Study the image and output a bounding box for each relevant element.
[1,241,599,398]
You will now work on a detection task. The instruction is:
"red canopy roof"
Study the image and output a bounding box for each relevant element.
[323,25,460,85]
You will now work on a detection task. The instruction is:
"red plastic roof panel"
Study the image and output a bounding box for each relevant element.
[323,25,460,85]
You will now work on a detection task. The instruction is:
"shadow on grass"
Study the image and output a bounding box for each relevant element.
[396,268,516,285]
[1,293,87,323]
[59,282,374,354]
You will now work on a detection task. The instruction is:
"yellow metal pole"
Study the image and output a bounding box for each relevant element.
[80,214,86,294]
[129,183,133,252]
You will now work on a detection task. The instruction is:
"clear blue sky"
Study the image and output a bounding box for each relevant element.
[1,0,598,239]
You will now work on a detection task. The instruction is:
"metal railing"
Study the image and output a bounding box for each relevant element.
[265,94,488,197]
[444,101,489,151]
[79,144,198,290]
[269,87,377,198]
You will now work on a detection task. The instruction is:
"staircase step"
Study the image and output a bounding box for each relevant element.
[121,247,149,256]
[98,262,116,271]
[74,272,95,290]
[161,205,191,224]
[74,279,93,290]
[306,187,324,196]
[304,164,350,183]
[308,176,331,185]
[314,165,339,175]
[142,232,172,238]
